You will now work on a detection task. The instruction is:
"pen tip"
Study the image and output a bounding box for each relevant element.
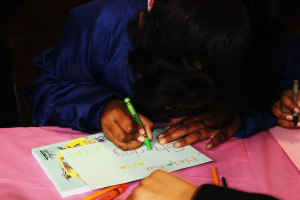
[293,117,298,127]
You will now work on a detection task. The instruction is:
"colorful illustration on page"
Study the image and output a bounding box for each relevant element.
[57,135,107,180]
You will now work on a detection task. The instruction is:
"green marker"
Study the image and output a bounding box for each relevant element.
[124,97,152,150]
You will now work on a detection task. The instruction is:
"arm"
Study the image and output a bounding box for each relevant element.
[26,70,121,133]
[25,0,145,133]
[235,30,300,136]
[271,32,300,128]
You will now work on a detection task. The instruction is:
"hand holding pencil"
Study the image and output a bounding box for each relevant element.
[124,98,152,150]
[100,99,154,151]
[271,80,300,128]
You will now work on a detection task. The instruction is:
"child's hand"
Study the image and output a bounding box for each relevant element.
[157,115,240,150]
[100,99,154,151]
[127,170,197,200]
[271,89,300,128]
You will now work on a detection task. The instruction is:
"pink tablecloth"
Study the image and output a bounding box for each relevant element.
[0,126,299,200]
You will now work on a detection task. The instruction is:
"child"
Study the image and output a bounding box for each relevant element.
[26,0,296,151]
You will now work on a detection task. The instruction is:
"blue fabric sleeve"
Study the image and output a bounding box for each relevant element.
[234,106,277,138]
[25,0,147,133]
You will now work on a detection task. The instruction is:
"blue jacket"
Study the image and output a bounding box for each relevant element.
[25,0,300,137]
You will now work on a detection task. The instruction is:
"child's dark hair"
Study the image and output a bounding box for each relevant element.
[129,0,278,128]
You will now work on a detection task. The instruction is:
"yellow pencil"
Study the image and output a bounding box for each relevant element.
[82,185,120,200]
[211,166,219,186]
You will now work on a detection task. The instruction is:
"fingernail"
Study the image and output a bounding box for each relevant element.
[174,142,181,148]
[139,129,145,135]
[158,138,166,144]
[205,143,212,150]
[294,108,300,113]
[157,134,164,139]
[286,115,293,120]
[137,136,145,142]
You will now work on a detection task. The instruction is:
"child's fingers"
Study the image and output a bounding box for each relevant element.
[114,110,139,142]
[139,114,154,140]
[102,120,143,150]
[205,129,232,150]
[171,130,217,148]
[271,103,293,120]
[277,118,300,128]
[280,93,300,114]
[144,124,153,140]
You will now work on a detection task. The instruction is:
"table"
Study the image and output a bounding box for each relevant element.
[0,126,299,200]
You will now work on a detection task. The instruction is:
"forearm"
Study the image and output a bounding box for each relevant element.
[26,74,124,133]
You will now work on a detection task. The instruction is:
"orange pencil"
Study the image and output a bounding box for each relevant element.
[97,184,127,200]
[211,166,219,186]
[82,185,120,200]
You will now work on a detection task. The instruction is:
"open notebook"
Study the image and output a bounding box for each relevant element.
[32,133,104,197]
[33,127,212,197]
[59,127,212,190]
